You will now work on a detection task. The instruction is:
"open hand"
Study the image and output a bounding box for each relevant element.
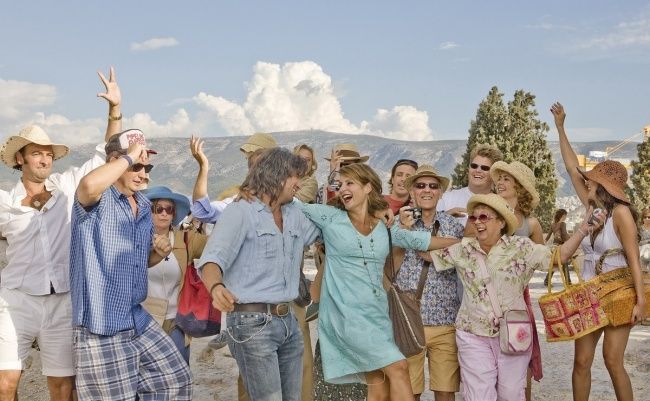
[97,66,121,107]
[190,135,209,169]
[550,102,566,128]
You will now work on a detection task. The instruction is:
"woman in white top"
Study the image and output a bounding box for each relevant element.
[552,102,646,401]
[144,186,207,364]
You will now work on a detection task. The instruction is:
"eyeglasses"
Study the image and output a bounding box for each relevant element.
[153,205,175,215]
[414,182,440,190]
[130,163,154,173]
[470,163,491,172]
[468,213,496,224]
[395,159,418,169]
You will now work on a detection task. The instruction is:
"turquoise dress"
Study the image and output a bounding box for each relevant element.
[299,203,430,384]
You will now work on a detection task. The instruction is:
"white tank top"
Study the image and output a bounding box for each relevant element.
[580,217,627,280]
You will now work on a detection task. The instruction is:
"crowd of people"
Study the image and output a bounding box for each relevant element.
[0,69,647,401]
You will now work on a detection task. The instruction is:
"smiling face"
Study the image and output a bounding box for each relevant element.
[470,205,506,246]
[297,148,314,172]
[412,176,442,211]
[16,143,54,183]
[468,155,494,192]
[338,173,372,212]
[279,174,301,204]
[495,172,517,201]
[391,164,417,198]
[114,154,151,195]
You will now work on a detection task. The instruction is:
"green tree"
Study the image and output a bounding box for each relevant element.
[452,86,557,230]
[629,132,650,211]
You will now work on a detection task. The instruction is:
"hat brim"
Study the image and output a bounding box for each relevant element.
[143,188,191,227]
[240,144,262,154]
[1,136,69,167]
[324,155,369,163]
[490,162,540,209]
[467,194,518,235]
[577,167,630,203]
[405,172,450,192]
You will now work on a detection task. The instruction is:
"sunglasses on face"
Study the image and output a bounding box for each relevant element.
[470,163,491,172]
[414,182,440,190]
[130,163,154,173]
[153,205,175,215]
[468,213,496,224]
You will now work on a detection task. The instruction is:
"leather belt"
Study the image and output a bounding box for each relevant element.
[233,303,291,317]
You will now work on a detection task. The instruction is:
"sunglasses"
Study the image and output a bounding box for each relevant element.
[468,213,496,224]
[470,163,491,172]
[153,205,175,215]
[130,163,154,173]
[414,182,440,190]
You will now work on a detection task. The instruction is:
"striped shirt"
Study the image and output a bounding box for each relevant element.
[70,186,153,336]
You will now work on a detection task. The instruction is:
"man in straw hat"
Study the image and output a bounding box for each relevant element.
[318,143,369,204]
[70,128,191,400]
[0,67,122,401]
[393,165,464,401]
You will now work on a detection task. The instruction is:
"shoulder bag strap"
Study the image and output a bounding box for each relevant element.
[473,250,503,319]
[595,248,624,275]
[183,230,190,265]
[383,225,397,282]
[415,220,439,300]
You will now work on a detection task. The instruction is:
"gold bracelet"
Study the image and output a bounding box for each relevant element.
[108,113,122,121]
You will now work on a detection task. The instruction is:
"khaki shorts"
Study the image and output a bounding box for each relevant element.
[0,287,74,376]
[406,325,460,394]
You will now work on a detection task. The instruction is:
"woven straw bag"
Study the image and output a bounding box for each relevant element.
[538,248,609,342]
[592,249,650,326]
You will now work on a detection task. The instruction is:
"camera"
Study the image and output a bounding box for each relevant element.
[329,181,341,191]
[407,207,423,220]
[587,208,603,225]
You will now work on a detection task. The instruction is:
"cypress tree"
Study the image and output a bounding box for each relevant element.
[629,128,650,211]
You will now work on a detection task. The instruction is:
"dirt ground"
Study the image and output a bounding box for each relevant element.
[18,267,650,401]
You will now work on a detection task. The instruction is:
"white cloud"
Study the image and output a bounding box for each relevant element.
[0,78,56,119]
[575,16,650,50]
[131,37,179,52]
[439,41,459,50]
[193,61,434,140]
[125,109,191,138]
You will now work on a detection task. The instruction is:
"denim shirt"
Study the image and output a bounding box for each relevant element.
[70,186,153,336]
[394,212,464,326]
[197,198,320,304]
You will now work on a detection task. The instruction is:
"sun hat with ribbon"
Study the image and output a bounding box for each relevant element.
[142,186,191,227]
[1,125,69,168]
[324,143,369,163]
[240,133,277,154]
[490,161,540,209]
[404,164,450,192]
[577,160,630,203]
[467,193,518,235]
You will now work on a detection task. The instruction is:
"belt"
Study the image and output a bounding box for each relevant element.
[233,303,291,317]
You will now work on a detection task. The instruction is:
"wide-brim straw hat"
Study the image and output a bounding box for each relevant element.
[240,133,277,153]
[405,164,450,192]
[490,161,540,209]
[467,193,518,235]
[577,160,630,203]
[324,143,369,163]
[1,125,69,167]
[143,186,191,227]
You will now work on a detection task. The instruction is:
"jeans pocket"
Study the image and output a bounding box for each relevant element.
[229,313,268,343]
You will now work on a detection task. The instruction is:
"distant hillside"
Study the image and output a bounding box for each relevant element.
[0,130,640,199]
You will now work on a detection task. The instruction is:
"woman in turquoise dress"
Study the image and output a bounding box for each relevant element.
[298,163,458,401]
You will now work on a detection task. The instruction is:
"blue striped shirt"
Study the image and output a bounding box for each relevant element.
[197,198,320,304]
[70,186,153,336]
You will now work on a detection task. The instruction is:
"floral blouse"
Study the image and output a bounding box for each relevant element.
[431,235,550,337]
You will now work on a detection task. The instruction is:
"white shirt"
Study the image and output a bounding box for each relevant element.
[147,233,182,319]
[0,144,105,295]
[437,186,473,227]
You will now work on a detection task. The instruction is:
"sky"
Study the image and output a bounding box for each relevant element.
[1,1,649,146]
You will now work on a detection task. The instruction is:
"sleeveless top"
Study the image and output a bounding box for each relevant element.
[580,217,626,280]
[514,216,531,238]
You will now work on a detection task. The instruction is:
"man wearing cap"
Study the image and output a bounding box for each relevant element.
[437,143,503,227]
[394,165,464,401]
[70,129,192,400]
[0,68,121,401]
[189,132,278,224]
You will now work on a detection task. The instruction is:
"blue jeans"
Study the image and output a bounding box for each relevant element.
[169,326,190,365]
[226,311,303,401]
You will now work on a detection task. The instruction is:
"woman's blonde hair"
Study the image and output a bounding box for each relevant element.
[330,163,388,216]
[514,181,534,217]
[293,144,317,176]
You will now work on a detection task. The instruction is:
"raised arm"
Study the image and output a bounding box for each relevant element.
[551,102,589,205]
[97,66,122,142]
[190,135,209,201]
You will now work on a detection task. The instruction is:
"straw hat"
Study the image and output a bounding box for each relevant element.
[324,143,369,163]
[1,126,69,168]
[404,164,450,192]
[467,193,518,235]
[577,160,629,203]
[240,133,277,154]
[490,161,540,209]
[143,186,191,227]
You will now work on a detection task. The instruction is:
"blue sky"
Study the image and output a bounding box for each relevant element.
[1,1,649,145]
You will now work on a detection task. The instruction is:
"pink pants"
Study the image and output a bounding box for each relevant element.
[456,329,531,401]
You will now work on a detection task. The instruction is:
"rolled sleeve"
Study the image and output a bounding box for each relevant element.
[190,195,232,224]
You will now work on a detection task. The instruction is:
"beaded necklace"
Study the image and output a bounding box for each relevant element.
[356,229,382,297]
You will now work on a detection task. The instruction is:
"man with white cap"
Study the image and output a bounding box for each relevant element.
[0,68,121,401]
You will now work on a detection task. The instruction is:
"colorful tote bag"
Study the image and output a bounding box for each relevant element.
[538,248,608,342]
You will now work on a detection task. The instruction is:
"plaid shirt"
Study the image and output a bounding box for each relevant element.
[70,186,153,336]
[394,212,464,326]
